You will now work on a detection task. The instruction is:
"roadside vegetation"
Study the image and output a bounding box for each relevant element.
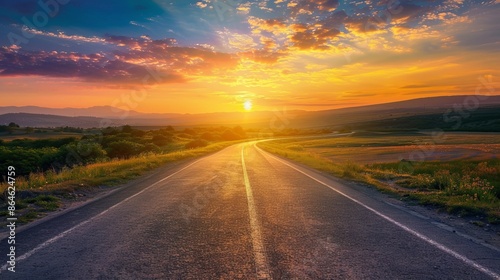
[258,132,500,224]
[0,124,248,224]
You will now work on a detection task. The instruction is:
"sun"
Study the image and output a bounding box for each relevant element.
[243,100,253,111]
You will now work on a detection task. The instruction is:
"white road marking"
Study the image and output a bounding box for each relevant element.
[0,157,206,273]
[256,145,500,280]
[241,146,273,280]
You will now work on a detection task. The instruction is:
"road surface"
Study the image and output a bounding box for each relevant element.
[1,142,499,279]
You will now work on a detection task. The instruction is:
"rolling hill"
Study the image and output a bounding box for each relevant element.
[1,95,500,130]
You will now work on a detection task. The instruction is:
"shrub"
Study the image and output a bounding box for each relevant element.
[0,146,59,177]
[57,142,107,166]
[142,143,161,153]
[152,135,172,146]
[432,170,458,190]
[183,128,197,135]
[200,132,215,141]
[106,140,145,159]
[221,129,241,141]
[185,139,208,149]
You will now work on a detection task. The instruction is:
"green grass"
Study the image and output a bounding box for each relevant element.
[256,141,371,183]
[0,131,83,141]
[292,131,500,148]
[0,140,241,224]
[258,137,500,223]
[25,195,61,211]
[18,210,39,224]
[1,140,239,193]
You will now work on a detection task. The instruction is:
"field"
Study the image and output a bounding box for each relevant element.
[0,125,249,224]
[294,132,500,163]
[0,130,85,141]
[258,132,500,223]
[3,126,500,225]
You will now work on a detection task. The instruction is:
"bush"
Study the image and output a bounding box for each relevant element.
[61,141,107,164]
[185,139,208,149]
[221,129,241,141]
[121,125,133,133]
[131,129,146,137]
[183,128,197,136]
[432,170,458,190]
[0,146,59,177]
[7,137,76,149]
[106,140,145,159]
[200,132,215,141]
[142,143,160,153]
[233,126,246,138]
[152,135,172,146]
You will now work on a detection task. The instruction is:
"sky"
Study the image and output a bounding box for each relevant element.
[0,0,498,113]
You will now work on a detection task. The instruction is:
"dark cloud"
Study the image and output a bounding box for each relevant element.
[289,0,339,15]
[0,34,240,84]
[342,1,433,33]
[311,0,339,12]
[0,46,183,84]
[290,17,341,50]
[113,43,239,75]
[391,3,431,22]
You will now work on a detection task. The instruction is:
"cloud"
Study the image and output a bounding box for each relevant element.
[391,3,430,22]
[288,0,339,15]
[0,45,183,84]
[22,29,107,44]
[258,0,274,12]
[196,1,208,8]
[237,2,251,14]
[400,84,432,89]
[0,34,240,85]
[290,20,341,50]
[0,0,497,103]
[248,17,288,36]
[239,49,288,64]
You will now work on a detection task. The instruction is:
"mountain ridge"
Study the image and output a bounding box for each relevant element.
[1,95,499,128]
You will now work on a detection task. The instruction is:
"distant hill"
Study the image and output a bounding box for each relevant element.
[1,95,499,129]
[0,106,181,119]
[294,95,500,128]
[0,113,104,128]
[344,107,500,132]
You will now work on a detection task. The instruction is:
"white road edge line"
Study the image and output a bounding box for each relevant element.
[0,157,206,273]
[242,146,273,280]
[255,145,500,280]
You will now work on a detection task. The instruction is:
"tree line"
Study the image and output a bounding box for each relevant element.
[0,125,247,179]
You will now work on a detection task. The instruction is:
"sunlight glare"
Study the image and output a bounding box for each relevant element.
[244,100,253,111]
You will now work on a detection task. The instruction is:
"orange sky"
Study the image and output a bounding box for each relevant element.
[0,0,498,113]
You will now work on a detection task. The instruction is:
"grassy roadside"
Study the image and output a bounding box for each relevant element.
[0,140,241,224]
[257,140,500,224]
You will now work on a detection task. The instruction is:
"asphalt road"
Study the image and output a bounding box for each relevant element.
[1,142,499,279]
